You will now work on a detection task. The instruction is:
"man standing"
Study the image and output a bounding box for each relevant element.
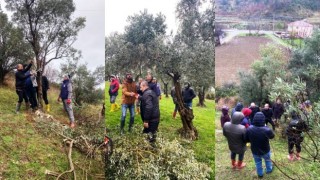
[272,99,284,127]
[42,75,50,112]
[136,77,143,114]
[182,82,196,109]
[249,102,260,121]
[15,61,33,113]
[58,75,75,128]
[139,81,160,143]
[152,77,161,98]
[25,70,38,111]
[262,103,275,130]
[146,73,157,94]
[109,75,120,112]
[120,73,137,134]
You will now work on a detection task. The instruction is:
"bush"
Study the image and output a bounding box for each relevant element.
[106,129,212,179]
[206,91,215,100]
[215,83,238,100]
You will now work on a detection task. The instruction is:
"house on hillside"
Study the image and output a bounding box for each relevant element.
[287,20,313,38]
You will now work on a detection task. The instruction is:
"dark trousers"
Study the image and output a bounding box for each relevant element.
[265,118,275,130]
[231,152,244,161]
[42,89,49,104]
[16,89,29,103]
[26,87,38,109]
[143,119,159,142]
[288,136,302,154]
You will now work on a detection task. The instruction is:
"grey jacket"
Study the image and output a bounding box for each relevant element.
[223,112,247,154]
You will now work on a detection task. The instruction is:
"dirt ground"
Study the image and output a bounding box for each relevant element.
[215,36,272,87]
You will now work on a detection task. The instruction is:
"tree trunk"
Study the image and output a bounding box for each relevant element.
[164,82,168,98]
[169,72,198,140]
[197,86,206,107]
[36,57,43,108]
[0,68,7,85]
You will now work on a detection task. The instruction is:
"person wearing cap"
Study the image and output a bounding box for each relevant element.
[245,112,275,178]
[120,73,137,134]
[286,111,309,161]
[109,75,120,112]
[15,60,33,113]
[241,108,252,128]
[182,82,196,109]
[223,112,247,170]
[58,74,75,128]
[220,105,230,128]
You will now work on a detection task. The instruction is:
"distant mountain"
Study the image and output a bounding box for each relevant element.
[216,0,320,21]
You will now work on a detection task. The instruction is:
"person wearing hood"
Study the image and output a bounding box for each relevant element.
[286,111,309,161]
[241,108,252,128]
[109,75,120,112]
[120,73,137,134]
[58,74,75,128]
[262,103,275,130]
[220,105,230,128]
[182,82,196,109]
[223,112,247,169]
[15,61,33,113]
[245,112,275,178]
[231,102,244,116]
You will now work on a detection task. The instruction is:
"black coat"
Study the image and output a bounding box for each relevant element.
[249,106,260,120]
[262,108,273,121]
[15,63,32,90]
[272,103,284,119]
[140,88,160,122]
[42,76,50,91]
[182,87,196,103]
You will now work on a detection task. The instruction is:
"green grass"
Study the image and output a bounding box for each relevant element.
[105,82,215,179]
[0,85,104,179]
[215,111,318,180]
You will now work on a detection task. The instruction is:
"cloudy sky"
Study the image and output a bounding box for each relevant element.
[0,0,105,72]
[105,0,180,36]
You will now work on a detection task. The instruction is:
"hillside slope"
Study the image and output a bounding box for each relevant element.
[0,76,105,179]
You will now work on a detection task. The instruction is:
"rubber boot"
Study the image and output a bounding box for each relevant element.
[46,104,51,112]
[173,111,177,119]
[16,103,22,114]
[231,160,237,169]
[288,153,294,161]
[236,161,246,170]
[296,153,301,160]
[110,104,115,112]
[115,103,120,111]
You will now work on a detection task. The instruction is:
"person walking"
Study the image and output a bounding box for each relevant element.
[171,86,179,119]
[120,73,137,134]
[15,61,33,113]
[246,112,275,178]
[182,82,196,109]
[109,75,120,112]
[262,103,275,130]
[138,80,160,143]
[58,75,75,128]
[286,111,309,161]
[223,112,247,169]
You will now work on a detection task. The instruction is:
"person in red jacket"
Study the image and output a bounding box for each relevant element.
[109,75,120,112]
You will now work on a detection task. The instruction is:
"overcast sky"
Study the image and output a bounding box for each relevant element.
[0,0,105,72]
[105,0,180,36]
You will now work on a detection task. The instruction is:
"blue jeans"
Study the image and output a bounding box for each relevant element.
[253,151,273,176]
[120,104,135,131]
[184,102,192,109]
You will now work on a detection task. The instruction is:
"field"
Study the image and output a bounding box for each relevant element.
[105,82,215,179]
[215,112,320,180]
[215,36,272,87]
[0,76,104,179]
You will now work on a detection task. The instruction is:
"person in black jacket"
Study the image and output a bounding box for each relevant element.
[138,80,160,143]
[262,103,275,130]
[286,111,309,161]
[272,99,284,127]
[42,75,51,112]
[182,82,196,109]
[246,112,275,178]
[146,73,158,94]
[15,61,33,113]
[249,102,260,121]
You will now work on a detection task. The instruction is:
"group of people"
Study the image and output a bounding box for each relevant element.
[15,61,75,128]
[221,100,309,178]
[108,72,197,143]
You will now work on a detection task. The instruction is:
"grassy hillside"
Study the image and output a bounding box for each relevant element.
[105,82,215,179]
[0,78,104,179]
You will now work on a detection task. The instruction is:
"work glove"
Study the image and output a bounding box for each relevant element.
[67,99,71,104]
